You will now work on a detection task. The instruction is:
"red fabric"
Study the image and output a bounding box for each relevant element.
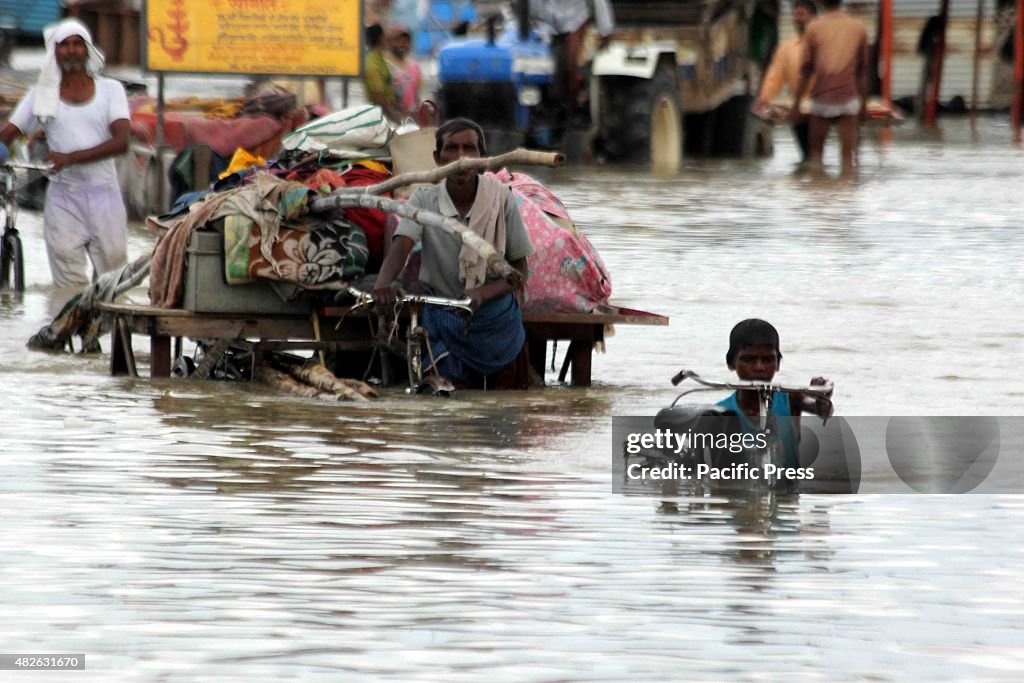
[285,166,392,272]
[296,168,349,191]
[129,112,287,157]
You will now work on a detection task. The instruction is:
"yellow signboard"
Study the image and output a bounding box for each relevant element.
[145,0,362,76]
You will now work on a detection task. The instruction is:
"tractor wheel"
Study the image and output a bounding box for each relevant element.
[601,68,683,170]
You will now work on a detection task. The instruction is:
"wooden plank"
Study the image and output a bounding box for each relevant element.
[149,315,370,342]
[525,321,599,341]
[254,340,375,351]
[570,340,593,387]
[152,336,172,378]
[96,300,662,386]
[152,316,315,339]
[528,337,547,383]
[98,302,199,317]
[109,317,137,377]
[100,301,668,327]
[321,304,668,326]
[523,307,668,326]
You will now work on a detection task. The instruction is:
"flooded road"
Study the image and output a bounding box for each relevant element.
[1,119,1023,680]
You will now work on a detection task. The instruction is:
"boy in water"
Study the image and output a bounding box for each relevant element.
[718,319,833,468]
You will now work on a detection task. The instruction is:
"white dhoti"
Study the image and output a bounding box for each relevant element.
[43,180,127,287]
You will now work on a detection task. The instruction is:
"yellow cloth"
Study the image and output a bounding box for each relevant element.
[356,160,389,174]
[219,148,267,179]
[760,35,810,106]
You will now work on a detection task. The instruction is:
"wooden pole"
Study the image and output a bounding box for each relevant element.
[1014,0,1024,142]
[156,73,167,213]
[155,73,165,148]
[924,0,950,126]
[880,0,893,107]
[971,0,984,127]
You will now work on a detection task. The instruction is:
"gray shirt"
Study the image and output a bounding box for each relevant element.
[395,180,534,299]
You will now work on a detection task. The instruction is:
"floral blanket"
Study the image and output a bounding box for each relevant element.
[223,213,368,288]
[489,170,613,313]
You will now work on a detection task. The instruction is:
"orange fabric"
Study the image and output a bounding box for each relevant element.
[761,36,810,104]
[295,168,350,192]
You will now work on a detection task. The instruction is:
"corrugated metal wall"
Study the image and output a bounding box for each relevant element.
[777,0,1001,109]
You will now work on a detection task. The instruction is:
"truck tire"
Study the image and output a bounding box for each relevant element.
[713,95,774,158]
[601,69,682,170]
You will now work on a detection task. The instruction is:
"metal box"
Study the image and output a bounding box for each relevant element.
[182,230,311,315]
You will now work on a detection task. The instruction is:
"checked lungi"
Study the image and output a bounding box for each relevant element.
[421,292,526,381]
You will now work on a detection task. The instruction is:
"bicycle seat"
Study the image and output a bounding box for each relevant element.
[654,404,734,432]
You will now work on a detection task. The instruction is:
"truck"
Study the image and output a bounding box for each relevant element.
[436,0,777,169]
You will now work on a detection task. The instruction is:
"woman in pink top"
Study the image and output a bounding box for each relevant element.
[386,27,422,118]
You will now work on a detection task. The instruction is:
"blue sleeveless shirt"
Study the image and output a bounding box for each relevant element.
[716,390,800,468]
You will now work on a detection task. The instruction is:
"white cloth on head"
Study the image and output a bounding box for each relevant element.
[33,18,106,122]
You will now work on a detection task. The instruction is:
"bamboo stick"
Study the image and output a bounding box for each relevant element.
[313,193,524,288]
[287,362,376,401]
[313,148,563,201]
[258,366,326,399]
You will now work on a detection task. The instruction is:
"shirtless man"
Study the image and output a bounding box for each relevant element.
[790,0,869,177]
[754,0,818,163]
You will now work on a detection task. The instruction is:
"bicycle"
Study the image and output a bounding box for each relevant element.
[0,162,27,292]
[344,285,474,394]
[650,369,834,489]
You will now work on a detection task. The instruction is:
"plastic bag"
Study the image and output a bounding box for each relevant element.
[281,105,392,158]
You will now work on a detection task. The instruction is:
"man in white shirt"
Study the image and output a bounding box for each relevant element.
[530,0,615,124]
[0,18,130,287]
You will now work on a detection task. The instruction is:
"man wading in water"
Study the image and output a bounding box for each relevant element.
[372,118,533,387]
[0,18,130,287]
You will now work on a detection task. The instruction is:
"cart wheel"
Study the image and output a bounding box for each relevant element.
[1,228,24,291]
[406,330,424,391]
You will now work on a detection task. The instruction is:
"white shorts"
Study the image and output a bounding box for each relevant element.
[810,97,862,118]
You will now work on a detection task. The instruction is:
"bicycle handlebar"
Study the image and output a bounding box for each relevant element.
[347,285,474,315]
[671,369,834,402]
[0,162,53,174]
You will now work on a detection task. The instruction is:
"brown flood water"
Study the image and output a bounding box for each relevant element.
[1,116,1023,680]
